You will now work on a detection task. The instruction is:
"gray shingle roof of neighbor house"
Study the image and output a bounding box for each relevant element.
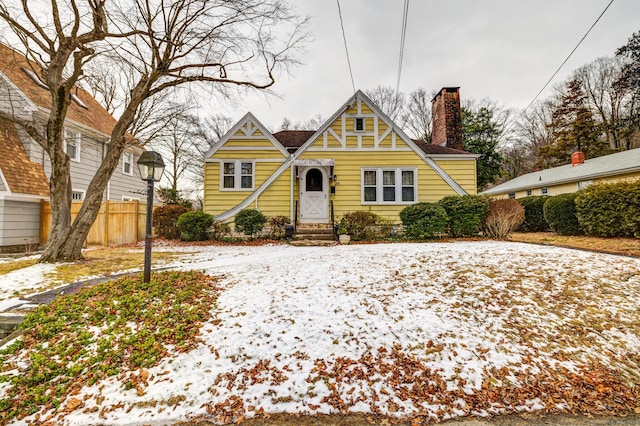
[481,148,640,195]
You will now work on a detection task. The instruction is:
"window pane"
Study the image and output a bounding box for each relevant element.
[241,162,252,175]
[363,170,376,186]
[241,176,252,189]
[402,170,413,185]
[66,142,77,158]
[223,163,234,174]
[383,170,395,185]
[223,176,234,188]
[402,187,414,202]
[364,187,376,202]
[383,187,395,201]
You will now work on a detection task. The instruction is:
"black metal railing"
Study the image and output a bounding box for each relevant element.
[330,200,336,239]
[294,200,298,232]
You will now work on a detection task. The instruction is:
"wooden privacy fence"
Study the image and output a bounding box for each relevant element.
[40,200,155,247]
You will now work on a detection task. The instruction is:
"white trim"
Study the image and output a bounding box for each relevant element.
[0,193,48,202]
[218,146,281,151]
[360,167,418,205]
[220,160,255,191]
[0,168,11,193]
[64,128,81,162]
[423,153,480,160]
[305,147,413,152]
[71,189,86,201]
[205,112,289,158]
[122,151,133,176]
[206,158,285,163]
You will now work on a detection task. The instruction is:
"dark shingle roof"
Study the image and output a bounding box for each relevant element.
[272,130,316,148]
[412,140,470,155]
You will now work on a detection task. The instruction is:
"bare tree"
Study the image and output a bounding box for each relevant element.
[403,88,433,141]
[365,85,405,124]
[0,0,308,262]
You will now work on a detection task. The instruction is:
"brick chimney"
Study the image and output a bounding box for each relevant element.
[431,87,463,150]
[571,151,585,166]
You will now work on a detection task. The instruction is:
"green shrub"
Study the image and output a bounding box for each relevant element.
[152,205,191,239]
[338,211,380,241]
[543,193,582,236]
[177,211,214,241]
[438,195,489,237]
[483,199,525,239]
[517,196,550,232]
[267,215,290,239]
[575,180,640,237]
[399,202,449,239]
[209,220,231,240]
[234,209,266,237]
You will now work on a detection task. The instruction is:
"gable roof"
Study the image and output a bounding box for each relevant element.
[273,130,315,149]
[0,116,49,196]
[482,148,640,195]
[0,43,118,138]
[205,112,289,158]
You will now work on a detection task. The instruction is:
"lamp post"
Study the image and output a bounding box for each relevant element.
[137,151,165,283]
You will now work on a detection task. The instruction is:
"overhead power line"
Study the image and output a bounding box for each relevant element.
[505,0,615,135]
[396,0,410,95]
[336,0,356,93]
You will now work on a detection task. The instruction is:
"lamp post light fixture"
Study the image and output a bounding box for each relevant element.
[137,151,165,283]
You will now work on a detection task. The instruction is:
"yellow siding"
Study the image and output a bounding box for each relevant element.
[215,150,286,159]
[204,161,285,216]
[434,160,478,195]
[224,137,284,152]
[255,170,291,218]
[298,150,474,223]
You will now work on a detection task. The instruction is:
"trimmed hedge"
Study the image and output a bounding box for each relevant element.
[177,210,214,241]
[338,211,380,241]
[575,180,640,237]
[483,199,524,239]
[399,202,448,239]
[517,196,550,232]
[438,195,489,237]
[543,193,582,236]
[153,205,191,239]
[234,209,266,237]
[267,215,290,239]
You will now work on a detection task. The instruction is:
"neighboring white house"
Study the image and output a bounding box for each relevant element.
[0,43,148,251]
[481,149,640,199]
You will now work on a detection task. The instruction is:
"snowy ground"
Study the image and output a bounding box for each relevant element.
[2,241,640,424]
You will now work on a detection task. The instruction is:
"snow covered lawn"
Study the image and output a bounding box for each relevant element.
[2,241,640,424]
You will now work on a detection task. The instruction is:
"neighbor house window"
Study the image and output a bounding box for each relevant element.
[526,189,532,196]
[65,130,81,161]
[122,152,133,175]
[354,117,365,132]
[577,180,592,190]
[541,187,548,195]
[71,190,84,201]
[361,168,416,204]
[122,196,139,201]
[508,192,516,199]
[221,160,254,190]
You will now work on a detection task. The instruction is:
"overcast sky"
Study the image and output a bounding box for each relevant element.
[219,0,640,132]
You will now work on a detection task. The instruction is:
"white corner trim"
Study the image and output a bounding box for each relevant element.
[0,193,48,202]
[0,168,10,194]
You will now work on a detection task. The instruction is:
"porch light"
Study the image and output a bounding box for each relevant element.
[137,150,165,283]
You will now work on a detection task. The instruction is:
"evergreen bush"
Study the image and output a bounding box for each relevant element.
[483,199,525,239]
[177,210,214,241]
[234,209,266,237]
[152,205,191,239]
[438,195,489,237]
[575,180,640,237]
[209,221,231,240]
[267,215,290,239]
[517,196,550,232]
[399,202,449,239]
[543,193,582,236]
[339,211,380,241]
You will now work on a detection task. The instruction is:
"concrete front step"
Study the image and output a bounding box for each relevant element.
[289,239,337,247]
[294,233,335,241]
[293,223,335,241]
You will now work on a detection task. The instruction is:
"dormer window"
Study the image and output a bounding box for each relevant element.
[354,117,365,132]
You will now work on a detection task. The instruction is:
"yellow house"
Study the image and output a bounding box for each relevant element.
[203,88,478,227]
[481,148,640,199]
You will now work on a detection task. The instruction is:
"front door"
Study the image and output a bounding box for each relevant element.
[300,167,328,222]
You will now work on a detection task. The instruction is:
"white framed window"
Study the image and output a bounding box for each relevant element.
[354,117,365,132]
[64,129,81,162]
[221,160,254,190]
[122,196,140,201]
[71,190,85,201]
[526,189,532,196]
[541,187,548,195]
[508,192,516,199]
[122,152,133,175]
[577,180,593,190]
[361,168,416,204]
